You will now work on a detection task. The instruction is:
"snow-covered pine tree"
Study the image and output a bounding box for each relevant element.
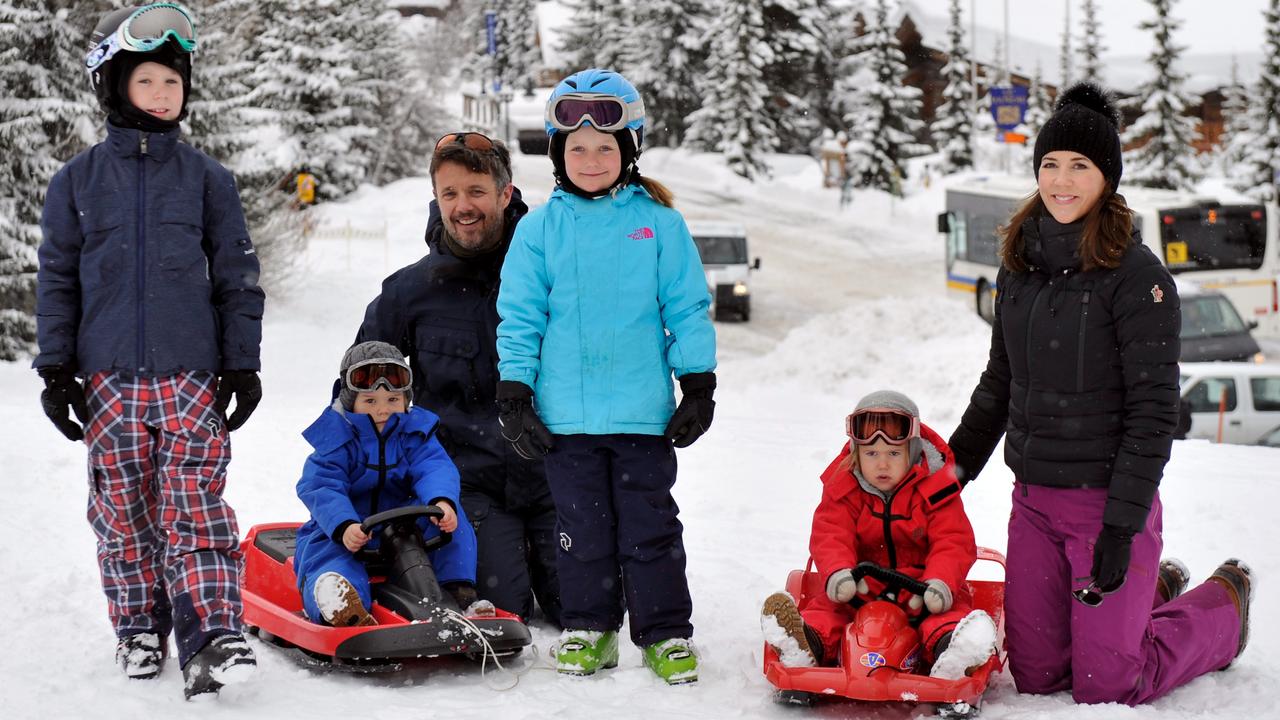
[931,0,974,173]
[1024,61,1052,138]
[367,15,453,184]
[759,0,828,153]
[1122,0,1201,191]
[342,0,415,185]
[1234,0,1280,201]
[684,0,777,180]
[558,0,631,73]
[1077,0,1105,85]
[628,1,708,147]
[0,1,98,360]
[1059,4,1072,91]
[496,0,542,94]
[1219,56,1251,172]
[457,0,496,95]
[838,0,926,194]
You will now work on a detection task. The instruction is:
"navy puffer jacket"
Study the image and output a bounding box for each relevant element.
[35,121,264,375]
[949,214,1181,535]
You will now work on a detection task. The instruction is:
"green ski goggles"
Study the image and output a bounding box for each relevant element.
[86,3,197,72]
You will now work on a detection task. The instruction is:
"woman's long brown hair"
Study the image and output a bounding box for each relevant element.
[998,188,1134,272]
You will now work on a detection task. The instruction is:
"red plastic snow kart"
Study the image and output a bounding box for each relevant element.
[762,547,1007,718]
[243,505,531,671]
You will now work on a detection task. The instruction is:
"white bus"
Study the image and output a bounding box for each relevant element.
[938,174,1280,335]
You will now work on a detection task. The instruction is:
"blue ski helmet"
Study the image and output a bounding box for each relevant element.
[544,68,645,150]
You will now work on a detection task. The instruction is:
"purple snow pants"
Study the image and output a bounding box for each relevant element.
[1005,482,1239,705]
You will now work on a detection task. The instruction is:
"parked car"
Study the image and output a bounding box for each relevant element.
[688,222,760,322]
[1177,280,1265,363]
[1178,362,1280,445]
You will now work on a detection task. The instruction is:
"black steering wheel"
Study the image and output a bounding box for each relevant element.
[360,504,452,553]
[850,561,932,614]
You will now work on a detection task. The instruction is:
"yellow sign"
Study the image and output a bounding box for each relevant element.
[1165,241,1188,265]
[297,173,317,206]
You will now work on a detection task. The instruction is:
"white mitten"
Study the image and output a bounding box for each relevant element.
[826,568,857,603]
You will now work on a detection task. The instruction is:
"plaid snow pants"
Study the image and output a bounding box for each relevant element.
[84,371,244,667]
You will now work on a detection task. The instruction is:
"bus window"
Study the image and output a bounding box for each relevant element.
[967,214,1001,266]
[947,211,968,266]
[1159,205,1266,272]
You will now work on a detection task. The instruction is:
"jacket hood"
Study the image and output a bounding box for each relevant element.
[302,404,438,455]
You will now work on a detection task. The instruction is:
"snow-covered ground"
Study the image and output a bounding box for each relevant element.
[2,149,1275,719]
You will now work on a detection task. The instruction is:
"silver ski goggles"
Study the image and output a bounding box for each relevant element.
[344,358,412,394]
[86,3,197,72]
[545,93,644,133]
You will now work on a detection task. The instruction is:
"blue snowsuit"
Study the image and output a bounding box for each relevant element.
[293,404,476,622]
[495,182,716,645]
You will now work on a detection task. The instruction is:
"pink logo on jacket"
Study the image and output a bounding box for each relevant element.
[627,227,655,241]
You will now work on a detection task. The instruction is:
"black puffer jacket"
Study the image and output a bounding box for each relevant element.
[357,189,551,512]
[948,213,1181,534]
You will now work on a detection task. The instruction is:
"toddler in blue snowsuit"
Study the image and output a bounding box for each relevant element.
[293,341,480,626]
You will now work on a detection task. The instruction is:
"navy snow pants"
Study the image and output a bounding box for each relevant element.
[543,434,693,646]
[463,489,563,627]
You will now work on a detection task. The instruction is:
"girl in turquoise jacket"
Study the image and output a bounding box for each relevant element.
[495,69,716,685]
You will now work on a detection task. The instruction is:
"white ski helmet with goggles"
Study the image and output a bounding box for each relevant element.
[86,3,197,114]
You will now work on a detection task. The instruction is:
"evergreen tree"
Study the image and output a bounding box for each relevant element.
[1077,0,1105,85]
[559,0,630,72]
[367,15,453,184]
[1059,4,1072,90]
[0,1,97,360]
[684,0,777,180]
[458,0,496,94]
[1219,56,1251,172]
[496,0,543,93]
[838,0,926,194]
[1122,0,1201,191]
[931,0,974,173]
[1024,62,1052,138]
[1235,0,1280,201]
[759,0,828,153]
[628,0,709,147]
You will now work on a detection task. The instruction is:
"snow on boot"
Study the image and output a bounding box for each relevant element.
[930,609,997,680]
[642,638,699,685]
[464,599,497,617]
[116,632,166,679]
[1207,558,1253,661]
[182,633,256,700]
[554,630,619,676]
[761,591,818,668]
[315,571,376,627]
[1155,558,1191,605]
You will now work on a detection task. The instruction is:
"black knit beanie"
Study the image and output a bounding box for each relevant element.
[1032,82,1123,191]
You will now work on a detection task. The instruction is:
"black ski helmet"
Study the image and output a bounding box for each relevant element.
[87,4,195,116]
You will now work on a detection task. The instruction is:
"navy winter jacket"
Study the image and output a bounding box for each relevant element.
[35,121,265,375]
[948,214,1181,535]
[358,190,552,512]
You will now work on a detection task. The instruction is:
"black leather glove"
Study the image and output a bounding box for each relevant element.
[214,370,262,432]
[1090,524,1135,593]
[496,380,553,460]
[664,372,716,448]
[38,365,88,442]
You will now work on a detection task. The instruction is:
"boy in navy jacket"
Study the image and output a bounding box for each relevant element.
[33,4,263,699]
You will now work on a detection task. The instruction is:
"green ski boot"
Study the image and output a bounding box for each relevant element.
[642,638,699,685]
[555,630,619,676]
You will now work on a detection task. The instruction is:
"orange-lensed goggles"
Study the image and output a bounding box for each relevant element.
[434,132,496,154]
[344,359,412,394]
[845,407,920,446]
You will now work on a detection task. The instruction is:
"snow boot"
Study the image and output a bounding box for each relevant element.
[445,581,479,612]
[642,638,699,685]
[1207,558,1253,661]
[929,609,997,680]
[554,629,619,676]
[116,632,167,679]
[761,591,824,668]
[1155,558,1191,605]
[182,633,256,700]
[463,599,497,617]
[314,572,376,627]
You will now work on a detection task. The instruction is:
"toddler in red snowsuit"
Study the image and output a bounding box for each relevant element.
[761,390,996,679]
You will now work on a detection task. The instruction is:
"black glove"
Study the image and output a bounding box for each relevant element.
[38,365,89,442]
[496,380,553,460]
[214,370,262,432]
[664,372,716,448]
[1090,524,1135,593]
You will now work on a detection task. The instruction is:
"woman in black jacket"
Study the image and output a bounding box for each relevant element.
[948,83,1252,705]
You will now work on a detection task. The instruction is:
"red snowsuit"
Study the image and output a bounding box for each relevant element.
[802,422,978,662]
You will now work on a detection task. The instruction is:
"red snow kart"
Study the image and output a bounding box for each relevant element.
[762,548,1007,718]
[243,505,531,671]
